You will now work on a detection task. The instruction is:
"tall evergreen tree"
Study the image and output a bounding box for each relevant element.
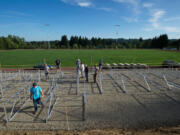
[158,34,168,48]
[60,35,68,48]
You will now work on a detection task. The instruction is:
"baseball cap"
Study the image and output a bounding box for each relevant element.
[33,82,37,86]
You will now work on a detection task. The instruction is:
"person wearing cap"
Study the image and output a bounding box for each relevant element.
[30,82,44,115]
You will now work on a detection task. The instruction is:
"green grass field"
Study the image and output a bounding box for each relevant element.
[0,49,179,68]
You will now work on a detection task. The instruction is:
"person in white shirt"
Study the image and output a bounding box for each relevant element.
[44,64,49,80]
[81,62,85,78]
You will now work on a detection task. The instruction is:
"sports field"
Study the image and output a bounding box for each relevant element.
[0,49,179,68]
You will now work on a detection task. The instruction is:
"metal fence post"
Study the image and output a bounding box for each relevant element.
[76,72,79,95]
[100,72,103,94]
[82,95,86,121]
[3,103,8,122]
[82,81,86,121]
[143,75,151,92]
[0,84,4,98]
[163,75,171,90]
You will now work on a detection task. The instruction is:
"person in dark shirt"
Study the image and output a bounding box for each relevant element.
[85,65,89,82]
[99,59,103,71]
[55,59,61,69]
[93,65,98,83]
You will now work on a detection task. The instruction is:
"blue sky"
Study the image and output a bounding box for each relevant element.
[0,0,180,41]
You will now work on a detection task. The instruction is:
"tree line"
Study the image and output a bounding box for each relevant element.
[0,34,179,50]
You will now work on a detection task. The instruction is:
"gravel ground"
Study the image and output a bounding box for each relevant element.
[0,126,180,135]
[0,69,180,131]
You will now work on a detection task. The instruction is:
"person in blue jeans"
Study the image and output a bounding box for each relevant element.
[30,82,44,115]
[85,65,89,82]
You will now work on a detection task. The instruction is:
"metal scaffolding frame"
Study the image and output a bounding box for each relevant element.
[0,83,4,100]
[136,72,151,92]
[76,72,80,95]
[44,82,58,123]
[0,71,18,82]
[97,72,103,94]
[0,70,66,123]
[3,84,31,122]
[118,73,127,93]
[57,69,64,80]
[147,69,180,90]
[107,72,126,93]
[82,81,87,121]
[0,71,33,96]
[109,70,152,93]
[1,70,34,123]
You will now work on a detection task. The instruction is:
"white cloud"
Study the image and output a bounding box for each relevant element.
[77,2,92,7]
[112,0,140,14]
[61,0,139,13]
[142,2,154,8]
[61,0,92,7]
[149,10,165,28]
[61,0,114,12]
[141,1,180,34]
[144,9,180,33]
[113,0,138,5]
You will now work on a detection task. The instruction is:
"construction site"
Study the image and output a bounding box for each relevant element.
[0,68,179,131]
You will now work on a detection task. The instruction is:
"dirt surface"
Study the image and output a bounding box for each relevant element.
[0,69,180,133]
[0,126,180,135]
